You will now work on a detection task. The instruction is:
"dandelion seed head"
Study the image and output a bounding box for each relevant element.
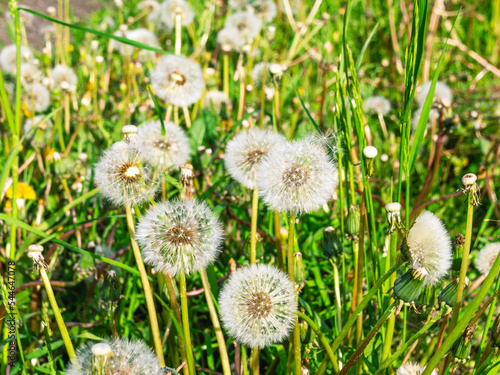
[151,54,204,107]
[20,63,42,85]
[0,44,33,75]
[23,115,53,148]
[136,120,191,172]
[114,28,159,60]
[24,83,51,113]
[138,0,160,11]
[219,264,297,349]
[474,243,500,275]
[94,143,159,207]
[203,90,232,111]
[136,199,223,276]
[253,0,277,22]
[251,62,267,88]
[51,64,78,92]
[406,211,452,286]
[225,12,262,43]
[217,27,246,52]
[397,362,437,375]
[225,128,285,190]
[416,81,452,107]
[159,0,194,28]
[66,337,161,375]
[257,137,338,214]
[363,145,378,159]
[364,95,391,116]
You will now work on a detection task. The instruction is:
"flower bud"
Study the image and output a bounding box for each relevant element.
[385,202,403,234]
[294,252,306,285]
[490,314,500,348]
[363,146,377,176]
[323,227,343,260]
[392,269,424,302]
[346,205,360,241]
[452,324,476,363]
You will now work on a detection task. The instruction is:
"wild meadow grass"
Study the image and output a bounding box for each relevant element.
[0,0,499,374]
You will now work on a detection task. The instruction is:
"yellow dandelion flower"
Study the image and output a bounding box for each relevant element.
[6,182,36,200]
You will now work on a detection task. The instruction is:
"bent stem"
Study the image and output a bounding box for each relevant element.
[180,272,196,375]
[250,189,259,265]
[199,268,231,375]
[316,263,402,375]
[287,212,301,375]
[39,267,76,365]
[124,203,165,367]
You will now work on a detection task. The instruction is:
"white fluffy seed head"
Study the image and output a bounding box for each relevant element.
[397,362,437,375]
[0,44,33,75]
[136,120,191,172]
[66,337,161,375]
[225,11,262,43]
[151,54,204,107]
[91,343,112,356]
[416,81,452,107]
[251,62,267,88]
[474,243,500,275]
[136,199,224,276]
[256,137,338,214]
[159,0,194,28]
[385,202,402,213]
[20,63,42,85]
[94,143,159,207]
[462,173,477,186]
[364,95,391,116]
[225,128,285,190]
[406,211,452,286]
[363,145,378,159]
[203,90,232,111]
[217,27,246,52]
[219,264,297,349]
[24,83,51,112]
[114,28,159,60]
[253,0,278,22]
[51,64,78,92]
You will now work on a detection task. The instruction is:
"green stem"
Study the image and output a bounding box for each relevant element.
[274,211,284,271]
[251,347,259,375]
[316,263,402,375]
[296,311,339,373]
[199,268,231,375]
[332,261,342,335]
[124,204,165,367]
[175,13,182,55]
[339,302,397,375]
[223,54,229,98]
[250,189,259,265]
[381,231,398,363]
[421,244,500,375]
[180,273,196,375]
[287,213,301,375]
[39,268,76,364]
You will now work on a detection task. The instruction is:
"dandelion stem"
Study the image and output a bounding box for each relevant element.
[175,13,182,55]
[274,211,285,271]
[124,203,165,367]
[251,347,259,375]
[316,263,402,375]
[381,230,398,363]
[250,189,259,265]
[200,268,231,375]
[39,267,77,364]
[223,54,230,98]
[287,213,301,375]
[180,272,197,375]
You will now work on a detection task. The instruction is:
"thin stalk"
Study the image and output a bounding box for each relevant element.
[274,211,285,271]
[39,267,76,364]
[182,106,192,129]
[316,263,402,375]
[199,268,231,375]
[287,213,301,375]
[251,347,259,375]
[339,302,397,375]
[355,194,366,373]
[297,311,339,373]
[64,91,70,134]
[332,261,342,334]
[250,189,259,265]
[124,204,165,367]
[180,273,196,375]
[223,54,230,98]
[237,69,246,120]
[175,13,182,55]
[381,231,398,363]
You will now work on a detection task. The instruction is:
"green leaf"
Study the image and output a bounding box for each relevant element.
[147,85,166,136]
[18,7,167,54]
[293,86,323,136]
[355,22,379,70]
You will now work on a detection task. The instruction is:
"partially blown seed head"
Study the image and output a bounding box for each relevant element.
[23,115,53,149]
[225,128,285,190]
[160,0,194,28]
[136,120,191,172]
[151,54,204,107]
[0,44,32,75]
[416,80,452,107]
[203,90,232,111]
[51,64,78,92]
[94,143,159,207]
[66,337,161,375]
[24,83,51,112]
[405,211,452,286]
[114,28,159,60]
[474,243,500,275]
[225,11,262,43]
[136,199,224,276]
[256,137,338,214]
[219,264,297,348]
[397,362,437,375]
[364,95,391,116]
[217,27,246,52]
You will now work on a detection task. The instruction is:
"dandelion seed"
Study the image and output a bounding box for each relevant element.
[217,27,246,52]
[203,90,232,111]
[0,44,33,75]
[159,0,194,29]
[136,199,224,276]
[225,11,262,43]
[474,243,500,275]
[225,128,285,190]
[403,211,452,286]
[416,81,452,107]
[50,64,78,92]
[219,264,297,349]
[364,95,391,116]
[94,143,159,207]
[66,337,161,375]
[397,362,437,375]
[151,54,204,107]
[136,120,191,172]
[256,136,338,214]
[24,83,51,113]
